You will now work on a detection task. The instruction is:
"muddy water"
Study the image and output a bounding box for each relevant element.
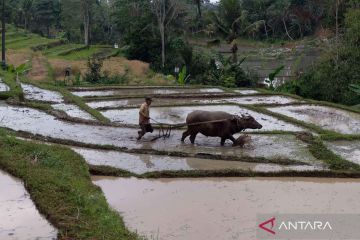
[73,147,322,174]
[325,141,360,165]
[93,177,360,240]
[52,103,95,120]
[21,83,63,103]
[102,105,306,132]
[0,79,10,92]
[234,90,260,95]
[0,103,318,164]
[0,170,57,239]
[87,95,299,109]
[72,88,224,97]
[268,105,360,134]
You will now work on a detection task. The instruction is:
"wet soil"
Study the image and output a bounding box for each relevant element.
[268,105,360,134]
[52,103,95,121]
[93,177,360,240]
[102,105,306,132]
[21,83,63,103]
[234,90,260,95]
[0,103,318,164]
[87,95,299,109]
[325,141,360,165]
[0,170,57,239]
[73,147,322,174]
[72,88,224,97]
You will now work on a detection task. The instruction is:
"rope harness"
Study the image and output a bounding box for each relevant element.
[149,117,233,141]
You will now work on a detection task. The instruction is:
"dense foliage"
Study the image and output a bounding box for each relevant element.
[279,8,360,105]
[3,0,360,102]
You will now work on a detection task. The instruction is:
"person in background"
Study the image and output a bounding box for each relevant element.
[137,97,154,140]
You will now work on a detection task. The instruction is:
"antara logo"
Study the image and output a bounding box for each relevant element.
[259,217,276,235]
[259,217,333,235]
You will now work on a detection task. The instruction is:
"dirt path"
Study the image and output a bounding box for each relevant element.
[27,54,49,81]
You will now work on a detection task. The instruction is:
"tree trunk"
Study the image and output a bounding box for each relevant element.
[282,17,293,40]
[84,5,90,46]
[160,24,165,68]
[264,21,268,39]
[196,0,202,19]
[336,0,339,43]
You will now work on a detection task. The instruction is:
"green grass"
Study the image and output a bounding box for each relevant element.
[60,46,104,60]
[6,36,58,50]
[0,130,139,240]
[44,43,84,57]
[89,164,360,179]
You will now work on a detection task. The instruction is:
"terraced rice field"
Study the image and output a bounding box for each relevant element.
[1,83,359,239]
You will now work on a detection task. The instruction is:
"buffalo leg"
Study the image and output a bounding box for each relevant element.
[220,137,226,146]
[190,133,198,144]
[228,135,236,144]
[181,130,191,142]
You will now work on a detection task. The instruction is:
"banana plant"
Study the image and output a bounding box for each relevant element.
[265,65,285,90]
[178,66,190,85]
[349,84,360,95]
[8,63,32,83]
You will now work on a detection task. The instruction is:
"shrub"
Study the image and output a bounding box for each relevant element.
[84,58,103,83]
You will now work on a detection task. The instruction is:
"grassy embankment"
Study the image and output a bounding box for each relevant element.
[0,129,139,240]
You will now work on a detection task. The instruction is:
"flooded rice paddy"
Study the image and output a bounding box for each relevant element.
[21,83,63,103]
[73,147,322,174]
[0,103,318,164]
[52,103,95,120]
[93,177,360,240]
[87,95,299,109]
[234,89,260,95]
[325,141,360,165]
[102,104,306,132]
[0,170,57,240]
[268,105,360,134]
[72,87,224,97]
[0,79,10,92]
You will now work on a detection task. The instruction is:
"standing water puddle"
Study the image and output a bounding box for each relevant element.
[0,103,318,164]
[72,88,224,97]
[0,79,10,92]
[102,105,306,132]
[268,105,360,134]
[0,170,57,239]
[52,103,95,121]
[21,83,63,103]
[73,147,322,174]
[93,177,360,240]
[87,95,299,109]
[325,141,360,165]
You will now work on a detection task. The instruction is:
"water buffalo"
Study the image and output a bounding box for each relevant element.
[181,110,262,146]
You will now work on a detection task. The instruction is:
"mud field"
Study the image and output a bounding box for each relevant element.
[1,84,360,239]
[72,87,225,97]
[268,105,360,134]
[87,95,300,110]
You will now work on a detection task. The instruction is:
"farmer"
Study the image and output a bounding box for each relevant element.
[137,97,154,140]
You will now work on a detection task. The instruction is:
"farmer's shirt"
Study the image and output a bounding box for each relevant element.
[139,102,150,125]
